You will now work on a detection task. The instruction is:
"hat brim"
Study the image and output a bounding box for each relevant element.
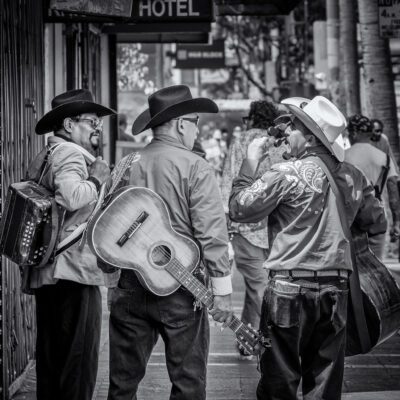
[36,101,117,135]
[286,104,344,162]
[131,98,218,136]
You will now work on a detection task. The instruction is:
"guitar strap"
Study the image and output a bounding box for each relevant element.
[374,153,390,201]
[310,155,372,353]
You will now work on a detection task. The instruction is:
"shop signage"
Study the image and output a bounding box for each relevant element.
[46,0,214,22]
[378,0,400,38]
[49,0,133,17]
[176,40,225,69]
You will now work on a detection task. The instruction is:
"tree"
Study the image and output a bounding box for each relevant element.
[357,0,399,162]
[218,15,280,97]
[339,0,360,116]
[117,43,155,94]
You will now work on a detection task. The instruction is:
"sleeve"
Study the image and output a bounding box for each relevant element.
[52,146,98,211]
[229,159,289,223]
[354,173,387,236]
[388,156,398,179]
[190,163,232,295]
[383,134,400,176]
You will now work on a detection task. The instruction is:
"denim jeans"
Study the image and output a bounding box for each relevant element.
[257,275,349,400]
[231,234,269,328]
[108,271,209,400]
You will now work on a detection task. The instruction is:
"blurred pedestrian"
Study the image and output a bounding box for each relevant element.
[220,100,288,360]
[118,113,134,141]
[229,96,386,400]
[370,119,399,174]
[346,114,400,259]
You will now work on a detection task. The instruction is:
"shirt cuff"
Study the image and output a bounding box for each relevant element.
[211,275,233,296]
[240,158,259,179]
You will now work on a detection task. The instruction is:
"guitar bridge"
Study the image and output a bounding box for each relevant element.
[117,211,149,247]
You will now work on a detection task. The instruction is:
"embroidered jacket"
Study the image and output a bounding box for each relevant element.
[229,153,387,272]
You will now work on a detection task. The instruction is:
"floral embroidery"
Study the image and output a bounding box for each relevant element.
[238,178,268,206]
[274,160,324,194]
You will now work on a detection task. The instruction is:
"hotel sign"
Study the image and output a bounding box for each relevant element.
[47,0,214,22]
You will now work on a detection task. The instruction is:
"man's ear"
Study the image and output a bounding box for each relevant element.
[63,118,74,133]
[176,118,185,135]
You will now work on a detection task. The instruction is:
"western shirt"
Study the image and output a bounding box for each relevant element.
[120,133,232,295]
[229,152,387,272]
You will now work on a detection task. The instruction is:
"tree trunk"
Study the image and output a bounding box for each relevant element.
[358,0,399,163]
[326,0,341,106]
[339,0,360,116]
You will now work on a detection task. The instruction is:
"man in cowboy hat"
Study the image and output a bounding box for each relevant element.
[99,85,233,400]
[25,88,115,400]
[229,96,386,399]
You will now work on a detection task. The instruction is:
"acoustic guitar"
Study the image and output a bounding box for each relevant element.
[346,231,400,356]
[87,186,270,356]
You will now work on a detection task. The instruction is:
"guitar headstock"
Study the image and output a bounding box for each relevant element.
[236,323,271,356]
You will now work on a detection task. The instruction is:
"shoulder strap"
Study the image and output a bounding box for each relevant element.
[375,153,391,200]
[310,156,372,353]
[56,152,139,255]
[37,142,96,185]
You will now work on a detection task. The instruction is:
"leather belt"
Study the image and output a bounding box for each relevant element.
[269,269,349,279]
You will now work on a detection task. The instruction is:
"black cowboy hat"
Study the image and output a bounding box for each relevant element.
[131,85,218,136]
[35,89,116,135]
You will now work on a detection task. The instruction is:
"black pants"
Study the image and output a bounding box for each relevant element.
[35,280,102,400]
[257,276,349,400]
[108,272,209,400]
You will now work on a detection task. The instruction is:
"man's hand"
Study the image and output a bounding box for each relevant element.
[209,294,234,329]
[247,137,272,162]
[88,156,111,185]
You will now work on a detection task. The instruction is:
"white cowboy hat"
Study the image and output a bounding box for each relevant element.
[281,96,347,162]
[281,96,310,109]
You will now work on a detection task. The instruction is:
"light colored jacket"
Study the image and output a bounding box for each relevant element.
[26,136,104,288]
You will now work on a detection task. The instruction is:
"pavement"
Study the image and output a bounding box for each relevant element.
[11,260,400,400]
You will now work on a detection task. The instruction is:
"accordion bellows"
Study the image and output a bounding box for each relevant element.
[0,181,57,267]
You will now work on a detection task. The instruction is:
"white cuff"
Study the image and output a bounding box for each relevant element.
[211,275,233,296]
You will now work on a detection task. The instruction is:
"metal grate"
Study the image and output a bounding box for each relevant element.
[0,1,45,398]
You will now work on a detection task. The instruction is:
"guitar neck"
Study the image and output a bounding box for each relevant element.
[166,259,250,337]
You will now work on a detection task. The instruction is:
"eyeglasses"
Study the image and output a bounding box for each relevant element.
[374,129,383,133]
[174,116,200,126]
[74,117,103,130]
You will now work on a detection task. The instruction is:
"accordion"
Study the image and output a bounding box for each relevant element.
[0,181,61,267]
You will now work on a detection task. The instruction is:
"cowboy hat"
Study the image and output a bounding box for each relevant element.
[36,89,116,135]
[282,96,347,162]
[131,85,218,136]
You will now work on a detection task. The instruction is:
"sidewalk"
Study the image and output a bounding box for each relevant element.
[11,261,400,399]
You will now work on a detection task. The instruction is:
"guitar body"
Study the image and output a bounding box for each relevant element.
[346,232,400,356]
[87,186,200,296]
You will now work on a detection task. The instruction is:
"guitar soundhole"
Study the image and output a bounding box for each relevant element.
[151,245,172,266]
